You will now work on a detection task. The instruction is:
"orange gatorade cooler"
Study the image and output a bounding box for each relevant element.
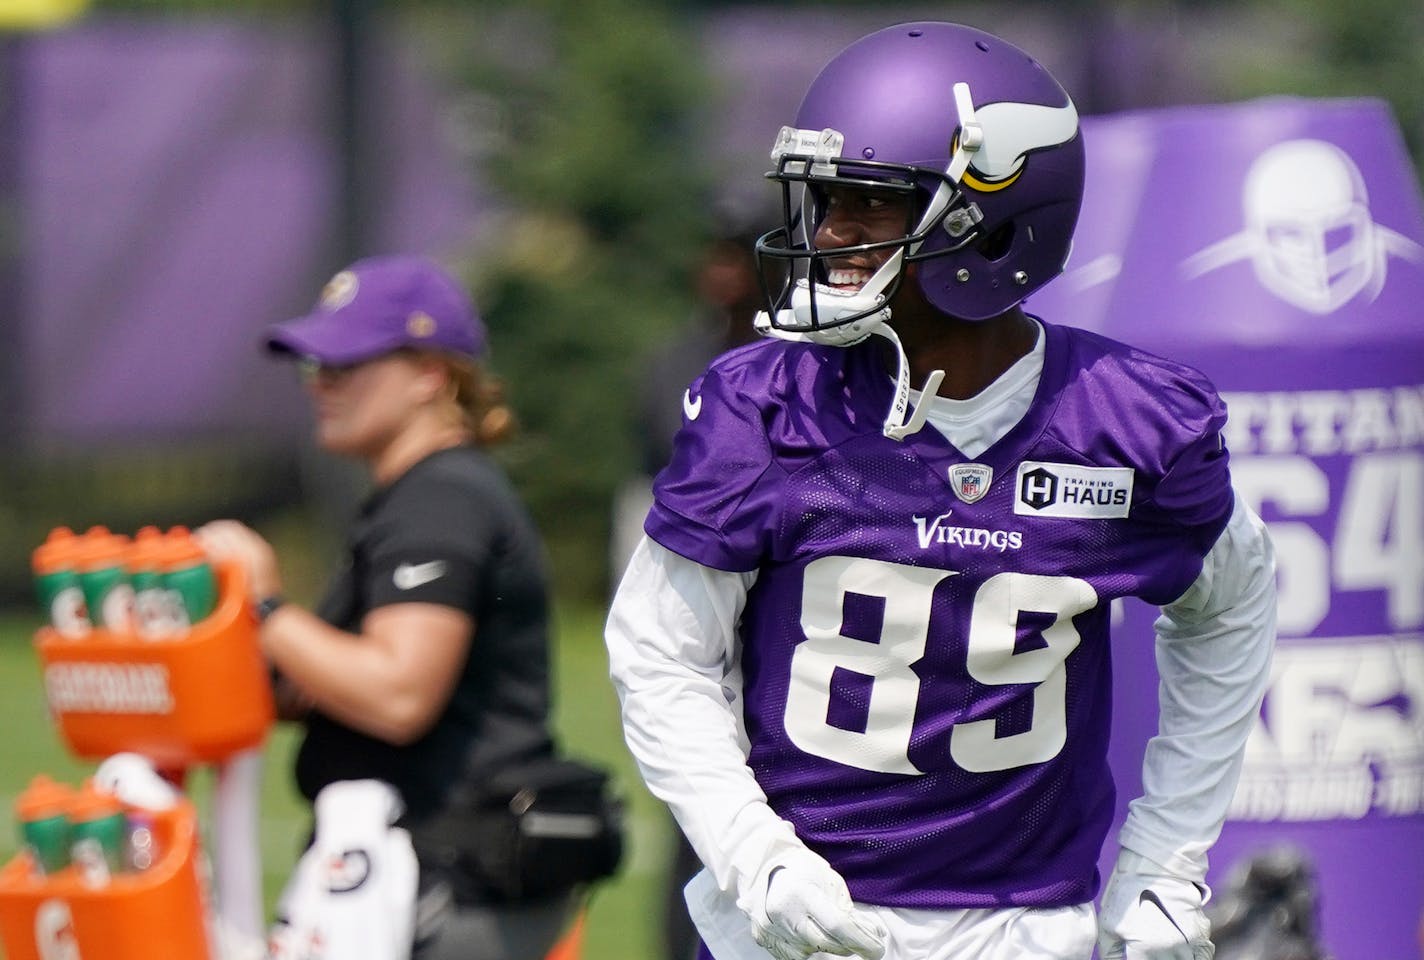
[35,559,274,768]
[0,793,215,960]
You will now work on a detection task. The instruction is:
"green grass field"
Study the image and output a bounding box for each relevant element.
[0,604,672,960]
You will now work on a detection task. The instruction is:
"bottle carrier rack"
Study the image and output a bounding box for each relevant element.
[33,562,273,767]
[0,800,213,960]
[0,560,273,960]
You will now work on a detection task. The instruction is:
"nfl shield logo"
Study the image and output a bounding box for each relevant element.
[948,463,993,504]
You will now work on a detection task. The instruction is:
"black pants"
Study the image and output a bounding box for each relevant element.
[412,875,579,960]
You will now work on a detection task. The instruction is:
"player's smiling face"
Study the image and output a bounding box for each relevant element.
[812,183,917,291]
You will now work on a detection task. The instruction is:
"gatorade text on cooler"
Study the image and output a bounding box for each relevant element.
[14,775,74,876]
[32,527,91,638]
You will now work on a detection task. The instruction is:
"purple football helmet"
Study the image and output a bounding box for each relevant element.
[756,22,1086,331]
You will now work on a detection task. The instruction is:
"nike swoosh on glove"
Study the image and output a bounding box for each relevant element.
[739,847,887,960]
[1098,851,1214,960]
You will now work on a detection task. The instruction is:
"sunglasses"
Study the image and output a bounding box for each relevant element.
[297,349,421,384]
[297,357,363,384]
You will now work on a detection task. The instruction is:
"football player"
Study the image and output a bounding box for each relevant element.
[605,21,1276,960]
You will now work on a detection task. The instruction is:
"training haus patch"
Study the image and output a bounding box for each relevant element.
[1013,462,1134,519]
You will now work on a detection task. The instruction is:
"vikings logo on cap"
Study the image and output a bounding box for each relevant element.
[320,270,359,311]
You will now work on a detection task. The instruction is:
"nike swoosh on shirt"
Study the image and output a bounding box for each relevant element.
[393,560,447,590]
[683,389,702,421]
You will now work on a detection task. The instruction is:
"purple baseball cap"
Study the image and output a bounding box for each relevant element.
[265,254,486,365]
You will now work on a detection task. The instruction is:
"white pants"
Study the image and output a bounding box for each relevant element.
[685,868,1097,960]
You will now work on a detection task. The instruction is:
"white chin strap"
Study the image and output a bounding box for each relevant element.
[754,297,944,442]
[876,323,944,441]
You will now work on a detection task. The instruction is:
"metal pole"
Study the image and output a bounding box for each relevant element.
[333,0,376,263]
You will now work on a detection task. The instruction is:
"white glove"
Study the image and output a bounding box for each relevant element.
[737,847,887,960]
[1098,851,1214,960]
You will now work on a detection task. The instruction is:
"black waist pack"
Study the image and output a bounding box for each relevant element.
[412,756,625,902]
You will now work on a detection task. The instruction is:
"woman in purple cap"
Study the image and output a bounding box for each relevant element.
[199,254,607,959]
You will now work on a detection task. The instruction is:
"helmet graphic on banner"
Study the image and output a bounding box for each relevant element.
[754,21,1085,337]
[1183,139,1424,314]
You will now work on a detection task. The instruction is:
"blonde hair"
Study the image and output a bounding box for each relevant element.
[437,354,516,446]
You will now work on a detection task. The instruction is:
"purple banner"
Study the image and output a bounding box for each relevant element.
[15,21,485,447]
[1032,98,1424,957]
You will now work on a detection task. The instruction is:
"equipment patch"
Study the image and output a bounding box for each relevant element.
[948,463,993,504]
[1013,462,1133,518]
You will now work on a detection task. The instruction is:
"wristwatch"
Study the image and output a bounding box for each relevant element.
[255,595,287,624]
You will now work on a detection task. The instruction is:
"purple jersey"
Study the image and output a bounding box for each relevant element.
[645,321,1234,910]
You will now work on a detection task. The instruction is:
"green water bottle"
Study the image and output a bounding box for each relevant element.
[14,775,73,875]
[162,526,217,627]
[76,526,135,633]
[69,780,128,887]
[31,527,91,638]
[129,526,176,639]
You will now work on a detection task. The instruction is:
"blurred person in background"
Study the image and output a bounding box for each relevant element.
[611,227,765,592]
[606,21,1276,960]
[1206,846,1330,960]
[637,228,766,478]
[198,254,578,960]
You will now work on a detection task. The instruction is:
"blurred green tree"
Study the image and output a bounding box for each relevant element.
[443,0,715,601]
[1221,0,1423,174]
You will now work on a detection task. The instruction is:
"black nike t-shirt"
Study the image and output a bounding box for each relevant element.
[294,445,555,821]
